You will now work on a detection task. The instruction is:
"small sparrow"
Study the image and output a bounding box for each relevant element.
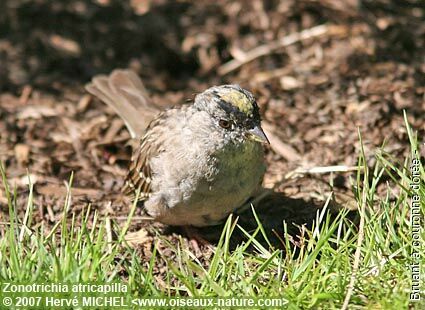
[86,70,268,227]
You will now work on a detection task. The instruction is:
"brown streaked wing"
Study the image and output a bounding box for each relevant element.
[122,116,166,200]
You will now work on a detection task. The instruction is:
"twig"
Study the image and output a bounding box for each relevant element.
[19,85,33,105]
[341,184,366,309]
[111,216,154,221]
[342,130,367,309]
[124,228,149,246]
[262,122,301,161]
[46,205,55,222]
[270,165,360,189]
[105,215,113,254]
[285,165,360,179]
[218,24,342,75]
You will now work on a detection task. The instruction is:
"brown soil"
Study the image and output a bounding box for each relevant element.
[0,0,424,254]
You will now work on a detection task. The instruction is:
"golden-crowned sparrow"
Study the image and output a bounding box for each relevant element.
[86,70,268,227]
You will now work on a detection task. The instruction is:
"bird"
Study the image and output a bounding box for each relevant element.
[86,69,268,228]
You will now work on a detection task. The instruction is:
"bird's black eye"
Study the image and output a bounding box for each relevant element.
[219,119,231,129]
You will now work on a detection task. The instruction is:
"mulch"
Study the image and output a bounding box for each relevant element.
[0,0,424,256]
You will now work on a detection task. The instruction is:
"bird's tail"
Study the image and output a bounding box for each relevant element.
[85,69,160,139]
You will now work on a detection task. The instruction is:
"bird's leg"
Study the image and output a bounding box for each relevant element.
[183,225,211,252]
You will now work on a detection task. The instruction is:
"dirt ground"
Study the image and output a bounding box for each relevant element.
[0,0,424,256]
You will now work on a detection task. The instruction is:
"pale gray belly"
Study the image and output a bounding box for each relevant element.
[148,141,265,227]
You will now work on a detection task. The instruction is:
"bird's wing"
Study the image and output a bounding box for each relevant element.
[122,115,167,200]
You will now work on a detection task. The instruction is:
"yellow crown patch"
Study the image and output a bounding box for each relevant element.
[219,90,254,116]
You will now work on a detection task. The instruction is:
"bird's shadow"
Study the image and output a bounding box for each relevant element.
[166,190,359,252]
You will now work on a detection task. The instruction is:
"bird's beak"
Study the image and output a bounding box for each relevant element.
[247,125,269,144]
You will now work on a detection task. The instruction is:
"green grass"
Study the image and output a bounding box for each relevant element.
[0,117,424,309]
